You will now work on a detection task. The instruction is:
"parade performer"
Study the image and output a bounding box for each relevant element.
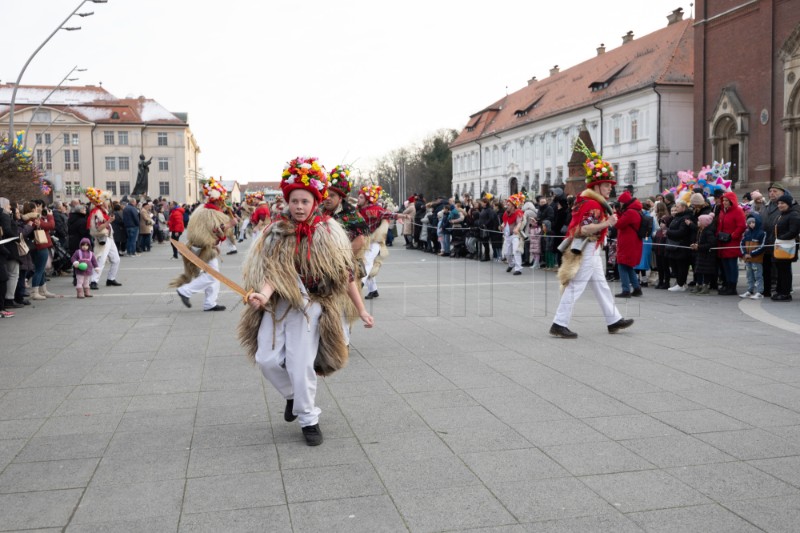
[239,156,374,446]
[85,187,122,291]
[249,193,272,236]
[171,178,237,311]
[549,145,633,339]
[502,193,526,275]
[321,165,369,257]
[357,184,404,299]
[237,192,259,243]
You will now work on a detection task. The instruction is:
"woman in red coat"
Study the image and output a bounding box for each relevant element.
[614,191,644,297]
[167,202,185,259]
[716,191,746,295]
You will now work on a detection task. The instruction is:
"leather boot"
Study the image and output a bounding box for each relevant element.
[30,287,46,300]
[77,288,85,299]
[40,284,57,298]
[84,287,93,298]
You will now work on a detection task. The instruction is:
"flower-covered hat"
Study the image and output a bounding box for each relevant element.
[280,156,329,203]
[506,193,526,208]
[85,187,105,206]
[359,184,382,204]
[245,191,264,205]
[574,138,616,187]
[203,177,228,205]
[328,165,353,198]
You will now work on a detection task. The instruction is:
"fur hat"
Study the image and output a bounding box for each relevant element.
[328,165,353,198]
[506,193,525,208]
[698,214,714,227]
[690,192,706,206]
[202,177,228,205]
[281,157,329,203]
[359,184,382,204]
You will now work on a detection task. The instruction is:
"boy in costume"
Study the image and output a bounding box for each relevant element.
[502,193,526,275]
[237,192,258,243]
[85,187,122,290]
[240,157,374,446]
[357,184,405,299]
[550,145,633,339]
[249,194,272,236]
[321,165,368,257]
[171,178,237,311]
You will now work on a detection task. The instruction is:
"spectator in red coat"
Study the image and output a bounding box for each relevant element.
[614,191,644,297]
[716,191,746,295]
[167,202,185,259]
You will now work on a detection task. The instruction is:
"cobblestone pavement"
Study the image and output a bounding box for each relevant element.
[1,239,799,532]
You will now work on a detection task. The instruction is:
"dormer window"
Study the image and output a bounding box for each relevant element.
[465,115,480,132]
[111,111,120,119]
[589,63,628,92]
[514,95,543,117]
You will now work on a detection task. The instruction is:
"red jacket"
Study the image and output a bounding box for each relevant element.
[716,191,745,259]
[615,193,643,267]
[250,204,270,226]
[168,207,185,233]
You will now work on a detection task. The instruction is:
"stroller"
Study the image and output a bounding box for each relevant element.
[49,236,73,275]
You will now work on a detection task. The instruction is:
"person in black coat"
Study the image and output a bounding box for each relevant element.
[665,201,694,290]
[476,198,497,261]
[690,213,717,294]
[413,194,426,249]
[772,194,800,301]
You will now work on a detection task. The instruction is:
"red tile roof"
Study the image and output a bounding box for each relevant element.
[451,19,694,148]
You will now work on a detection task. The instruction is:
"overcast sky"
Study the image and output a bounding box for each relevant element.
[2,1,690,183]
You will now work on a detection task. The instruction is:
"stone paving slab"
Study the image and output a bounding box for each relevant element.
[0,241,799,531]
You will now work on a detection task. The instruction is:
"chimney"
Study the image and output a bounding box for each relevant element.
[596,43,606,56]
[527,76,538,86]
[622,31,634,44]
[667,7,684,25]
[549,65,560,76]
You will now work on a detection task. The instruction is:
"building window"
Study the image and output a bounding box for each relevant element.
[65,181,72,195]
[35,133,42,145]
[612,115,621,145]
[104,131,114,145]
[63,133,70,146]
[157,132,168,146]
[557,168,563,184]
[44,133,51,145]
[545,169,551,183]
[105,181,117,195]
[628,161,638,183]
[105,157,116,171]
[64,150,71,170]
[631,118,638,141]
[72,133,79,146]
[118,157,130,171]
[118,131,128,145]
[45,149,52,170]
[158,157,169,171]
[159,181,170,196]
[72,150,80,171]
[33,110,50,123]
[545,139,551,157]
[36,149,43,164]
[120,181,131,196]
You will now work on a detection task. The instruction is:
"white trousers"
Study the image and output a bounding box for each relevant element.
[177,256,220,310]
[5,259,19,300]
[91,239,120,283]
[255,297,322,427]
[238,218,251,240]
[553,245,623,327]
[503,235,522,272]
[361,242,380,293]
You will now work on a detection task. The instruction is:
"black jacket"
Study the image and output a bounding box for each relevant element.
[67,212,90,255]
[666,210,693,259]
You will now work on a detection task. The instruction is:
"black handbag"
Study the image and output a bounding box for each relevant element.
[717,231,731,243]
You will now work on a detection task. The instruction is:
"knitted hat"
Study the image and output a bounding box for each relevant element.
[698,214,714,227]
[202,177,228,205]
[777,193,794,205]
[280,156,329,203]
[359,184,382,204]
[506,193,525,208]
[690,192,706,206]
[618,191,633,206]
[328,165,353,198]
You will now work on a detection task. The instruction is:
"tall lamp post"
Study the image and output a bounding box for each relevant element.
[22,65,87,148]
[8,0,107,142]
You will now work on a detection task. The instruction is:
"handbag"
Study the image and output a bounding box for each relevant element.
[33,229,48,245]
[16,233,29,256]
[717,231,731,243]
[774,239,796,260]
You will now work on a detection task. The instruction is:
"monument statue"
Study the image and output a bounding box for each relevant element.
[133,154,152,196]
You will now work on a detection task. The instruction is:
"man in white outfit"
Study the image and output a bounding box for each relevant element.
[550,146,633,339]
[85,188,122,291]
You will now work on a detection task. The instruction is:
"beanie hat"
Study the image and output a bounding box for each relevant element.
[698,214,714,227]
[359,184,382,204]
[328,165,353,198]
[777,193,794,205]
[202,177,228,206]
[690,192,706,206]
[280,156,329,203]
[618,191,633,206]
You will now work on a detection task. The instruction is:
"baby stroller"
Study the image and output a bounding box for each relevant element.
[49,236,73,275]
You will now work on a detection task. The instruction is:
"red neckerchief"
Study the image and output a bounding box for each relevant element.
[502,209,522,226]
[87,206,109,230]
[204,202,223,211]
[291,204,329,259]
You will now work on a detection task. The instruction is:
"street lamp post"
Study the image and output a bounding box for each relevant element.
[23,65,87,148]
[8,0,107,141]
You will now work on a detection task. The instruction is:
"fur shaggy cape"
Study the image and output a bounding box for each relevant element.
[367,219,389,278]
[557,188,609,293]
[237,216,357,376]
[169,206,231,288]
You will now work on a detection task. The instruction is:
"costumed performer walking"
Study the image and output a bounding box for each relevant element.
[549,144,634,339]
[171,178,237,311]
[239,156,374,446]
[502,193,526,275]
[237,192,259,243]
[357,184,405,299]
[85,187,122,291]
[321,165,369,257]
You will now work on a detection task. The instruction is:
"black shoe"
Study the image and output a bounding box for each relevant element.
[608,318,634,333]
[513,271,521,276]
[106,279,122,287]
[4,299,23,309]
[631,288,643,297]
[176,290,191,308]
[506,267,512,273]
[364,291,379,300]
[204,304,226,311]
[226,250,238,255]
[15,298,31,306]
[301,424,323,446]
[284,399,297,422]
[549,323,578,339]
[90,282,99,290]
[480,258,490,262]
[615,291,632,298]
[771,294,792,302]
